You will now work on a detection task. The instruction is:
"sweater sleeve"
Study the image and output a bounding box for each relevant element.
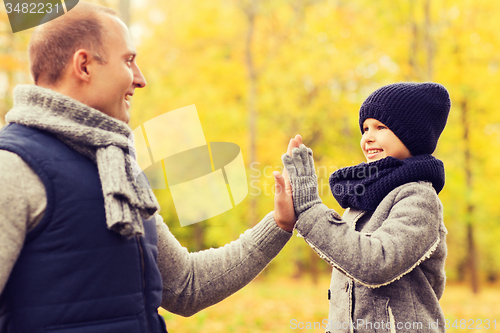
[0,150,46,295]
[155,212,292,316]
[295,182,442,288]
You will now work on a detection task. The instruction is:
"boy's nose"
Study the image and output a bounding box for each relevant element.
[364,133,375,143]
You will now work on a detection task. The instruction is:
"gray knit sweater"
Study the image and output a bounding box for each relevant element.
[0,149,292,317]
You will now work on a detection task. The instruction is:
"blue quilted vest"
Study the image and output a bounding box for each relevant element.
[0,123,167,333]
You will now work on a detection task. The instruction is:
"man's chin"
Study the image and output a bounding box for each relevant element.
[117,110,130,124]
[123,107,131,124]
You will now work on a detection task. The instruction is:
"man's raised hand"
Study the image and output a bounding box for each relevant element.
[273,134,302,232]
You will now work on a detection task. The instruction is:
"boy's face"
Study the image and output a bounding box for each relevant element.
[360,118,412,163]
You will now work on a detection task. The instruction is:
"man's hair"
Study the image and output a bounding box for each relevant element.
[28,2,119,85]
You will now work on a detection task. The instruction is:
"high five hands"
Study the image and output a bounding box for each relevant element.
[273,135,302,232]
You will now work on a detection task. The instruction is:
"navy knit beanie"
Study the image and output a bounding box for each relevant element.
[359,82,451,156]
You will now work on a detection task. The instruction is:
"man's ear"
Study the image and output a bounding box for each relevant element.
[72,49,93,82]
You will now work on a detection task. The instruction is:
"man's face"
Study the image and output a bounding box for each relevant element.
[87,14,146,124]
[360,118,412,163]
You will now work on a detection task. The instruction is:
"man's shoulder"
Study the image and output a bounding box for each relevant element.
[0,148,45,183]
[0,148,46,196]
[0,149,28,170]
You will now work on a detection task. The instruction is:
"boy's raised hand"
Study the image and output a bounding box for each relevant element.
[273,135,302,232]
[281,140,322,217]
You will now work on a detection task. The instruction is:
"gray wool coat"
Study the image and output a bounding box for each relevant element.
[295,181,447,333]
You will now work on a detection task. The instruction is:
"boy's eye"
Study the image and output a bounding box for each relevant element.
[378,126,386,130]
[363,127,369,133]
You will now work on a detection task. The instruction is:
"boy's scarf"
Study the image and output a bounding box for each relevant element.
[329,155,445,211]
[5,84,159,237]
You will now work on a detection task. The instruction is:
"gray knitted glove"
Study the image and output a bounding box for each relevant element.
[282,144,322,217]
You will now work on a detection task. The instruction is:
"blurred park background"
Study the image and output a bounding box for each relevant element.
[1,0,500,331]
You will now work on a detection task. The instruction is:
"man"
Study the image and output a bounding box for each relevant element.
[0,2,299,332]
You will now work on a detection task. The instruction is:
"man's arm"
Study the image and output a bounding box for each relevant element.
[0,150,46,294]
[157,136,302,316]
[156,213,291,316]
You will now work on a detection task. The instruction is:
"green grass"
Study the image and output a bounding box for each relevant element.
[160,276,500,332]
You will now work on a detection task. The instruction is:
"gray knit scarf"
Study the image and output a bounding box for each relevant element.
[5,84,159,237]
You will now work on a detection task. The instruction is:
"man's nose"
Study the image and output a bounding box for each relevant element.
[133,64,147,88]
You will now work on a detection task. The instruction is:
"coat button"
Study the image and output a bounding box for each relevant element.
[345,281,349,292]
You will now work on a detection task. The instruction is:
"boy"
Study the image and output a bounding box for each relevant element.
[281,82,450,332]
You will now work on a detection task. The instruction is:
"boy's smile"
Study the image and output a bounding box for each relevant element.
[361,118,412,163]
[366,148,384,160]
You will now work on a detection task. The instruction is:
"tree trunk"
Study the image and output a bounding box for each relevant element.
[192,223,206,251]
[310,249,319,285]
[423,0,433,80]
[461,99,479,294]
[0,33,15,128]
[408,0,418,79]
[243,0,258,226]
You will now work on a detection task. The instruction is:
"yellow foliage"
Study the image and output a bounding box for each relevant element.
[1,0,500,288]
